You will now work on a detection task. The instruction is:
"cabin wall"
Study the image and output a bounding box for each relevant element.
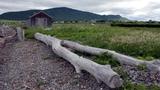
[30,18,52,27]
[28,12,53,27]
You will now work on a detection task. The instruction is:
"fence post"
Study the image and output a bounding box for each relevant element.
[16,27,25,41]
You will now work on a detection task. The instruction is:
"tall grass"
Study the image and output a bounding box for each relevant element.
[0,20,22,27]
[25,24,160,60]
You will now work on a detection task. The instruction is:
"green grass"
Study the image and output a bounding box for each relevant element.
[0,20,22,27]
[25,24,160,59]
[92,53,120,66]
[121,82,160,90]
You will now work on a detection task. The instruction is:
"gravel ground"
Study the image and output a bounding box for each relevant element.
[0,40,111,90]
[123,65,160,86]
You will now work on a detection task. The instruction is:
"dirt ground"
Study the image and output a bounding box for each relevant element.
[0,40,111,90]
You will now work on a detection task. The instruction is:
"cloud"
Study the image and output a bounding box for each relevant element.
[0,0,160,21]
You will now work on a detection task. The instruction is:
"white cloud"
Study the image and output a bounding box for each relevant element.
[0,0,160,21]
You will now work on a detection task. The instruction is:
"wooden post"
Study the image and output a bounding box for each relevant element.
[16,27,25,41]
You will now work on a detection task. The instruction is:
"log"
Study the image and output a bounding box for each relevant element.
[61,40,160,72]
[34,33,123,88]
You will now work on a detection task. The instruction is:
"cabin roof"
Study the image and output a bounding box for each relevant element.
[29,11,53,19]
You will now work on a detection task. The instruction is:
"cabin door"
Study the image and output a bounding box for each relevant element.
[36,18,47,27]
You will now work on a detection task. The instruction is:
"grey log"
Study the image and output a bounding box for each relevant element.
[34,33,123,88]
[61,40,160,72]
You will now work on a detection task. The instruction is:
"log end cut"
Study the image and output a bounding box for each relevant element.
[109,75,123,88]
[97,65,123,88]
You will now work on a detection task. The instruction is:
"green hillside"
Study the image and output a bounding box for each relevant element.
[0,7,128,21]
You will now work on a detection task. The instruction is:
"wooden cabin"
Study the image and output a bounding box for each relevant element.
[27,11,53,27]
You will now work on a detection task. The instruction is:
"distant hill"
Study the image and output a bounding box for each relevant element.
[0,7,128,21]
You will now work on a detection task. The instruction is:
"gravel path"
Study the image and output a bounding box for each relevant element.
[0,40,110,90]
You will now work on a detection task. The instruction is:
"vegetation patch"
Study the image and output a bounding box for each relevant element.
[93,53,120,67]
[25,24,160,59]
[137,64,148,71]
[111,22,160,27]
[0,20,22,27]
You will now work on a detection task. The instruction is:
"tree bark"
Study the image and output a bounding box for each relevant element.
[61,40,160,72]
[34,33,123,88]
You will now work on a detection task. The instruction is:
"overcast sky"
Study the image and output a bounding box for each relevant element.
[0,0,160,21]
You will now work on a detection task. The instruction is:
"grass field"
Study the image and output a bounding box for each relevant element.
[0,20,22,27]
[26,24,160,60]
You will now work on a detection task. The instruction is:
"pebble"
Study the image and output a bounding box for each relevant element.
[123,65,160,86]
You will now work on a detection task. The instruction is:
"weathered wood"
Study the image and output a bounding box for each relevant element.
[29,11,53,27]
[61,40,160,72]
[34,33,123,88]
[16,27,25,41]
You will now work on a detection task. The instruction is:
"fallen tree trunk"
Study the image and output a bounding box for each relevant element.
[34,33,123,88]
[61,40,160,72]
